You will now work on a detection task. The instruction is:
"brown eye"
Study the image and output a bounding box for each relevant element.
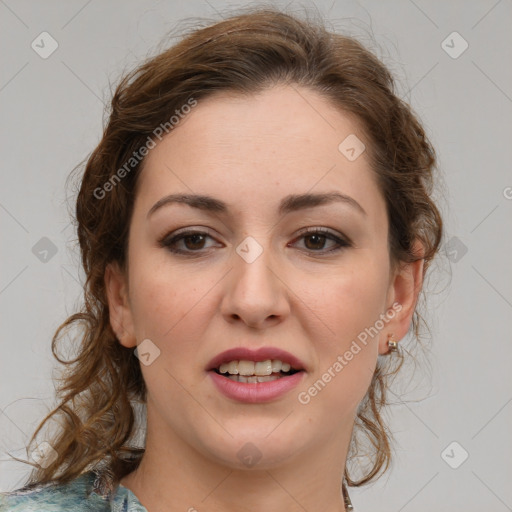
[159,230,219,255]
[303,233,328,251]
[159,227,351,257]
[181,233,208,250]
[291,228,351,254]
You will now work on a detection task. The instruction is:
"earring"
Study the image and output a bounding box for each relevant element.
[387,334,398,353]
[341,479,354,511]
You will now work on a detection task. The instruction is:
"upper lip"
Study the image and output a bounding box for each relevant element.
[207,346,306,372]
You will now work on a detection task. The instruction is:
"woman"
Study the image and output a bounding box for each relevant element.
[0,6,442,511]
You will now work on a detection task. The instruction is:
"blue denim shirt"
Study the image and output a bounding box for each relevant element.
[0,470,148,511]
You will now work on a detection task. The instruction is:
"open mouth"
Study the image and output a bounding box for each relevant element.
[213,368,301,383]
[211,359,302,383]
[207,354,306,402]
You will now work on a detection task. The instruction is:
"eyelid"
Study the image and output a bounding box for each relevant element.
[160,226,350,242]
[158,225,352,256]
[157,227,219,247]
[293,226,352,244]
[161,226,216,238]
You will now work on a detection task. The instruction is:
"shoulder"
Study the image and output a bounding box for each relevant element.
[0,472,106,511]
[0,471,146,512]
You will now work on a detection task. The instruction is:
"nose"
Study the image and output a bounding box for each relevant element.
[220,239,290,329]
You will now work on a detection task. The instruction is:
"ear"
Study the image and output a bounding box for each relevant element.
[379,240,425,355]
[104,261,137,348]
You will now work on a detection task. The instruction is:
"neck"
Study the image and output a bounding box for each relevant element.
[120,409,353,512]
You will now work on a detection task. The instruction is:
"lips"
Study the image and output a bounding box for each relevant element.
[206,346,306,373]
[206,346,307,403]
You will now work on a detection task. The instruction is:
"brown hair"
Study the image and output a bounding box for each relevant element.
[10,5,442,491]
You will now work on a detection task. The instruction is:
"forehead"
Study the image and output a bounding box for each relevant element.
[135,85,385,222]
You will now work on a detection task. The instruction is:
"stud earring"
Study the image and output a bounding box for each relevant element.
[387,334,398,353]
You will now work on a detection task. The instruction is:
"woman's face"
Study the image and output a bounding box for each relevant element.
[106,84,421,470]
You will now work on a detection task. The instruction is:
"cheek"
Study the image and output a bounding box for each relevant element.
[131,280,194,338]
[128,254,217,353]
[127,268,214,413]
[302,259,389,408]
[305,257,390,343]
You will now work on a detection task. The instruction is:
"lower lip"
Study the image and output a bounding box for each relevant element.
[208,371,305,403]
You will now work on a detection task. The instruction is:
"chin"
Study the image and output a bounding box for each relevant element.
[198,428,308,471]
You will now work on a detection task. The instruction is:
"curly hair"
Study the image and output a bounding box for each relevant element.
[9,5,443,492]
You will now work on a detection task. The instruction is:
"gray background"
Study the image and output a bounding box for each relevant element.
[1,1,511,510]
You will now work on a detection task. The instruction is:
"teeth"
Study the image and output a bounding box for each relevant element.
[227,374,281,383]
[256,375,279,383]
[217,359,294,376]
[227,361,238,374]
[254,360,273,376]
[238,360,255,376]
[271,360,282,373]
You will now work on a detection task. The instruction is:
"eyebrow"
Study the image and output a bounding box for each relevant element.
[147,191,367,219]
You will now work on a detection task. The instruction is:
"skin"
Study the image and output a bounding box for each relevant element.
[105,84,424,512]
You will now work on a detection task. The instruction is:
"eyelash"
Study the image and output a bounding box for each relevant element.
[158,227,352,256]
